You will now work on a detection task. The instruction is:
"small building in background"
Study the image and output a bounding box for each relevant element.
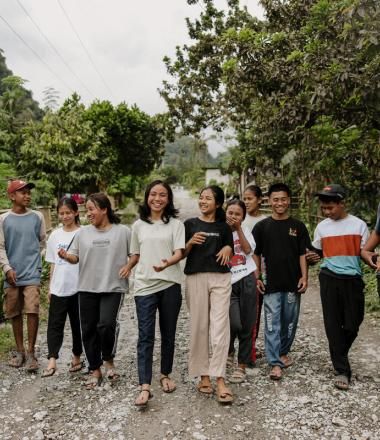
[205,168,231,186]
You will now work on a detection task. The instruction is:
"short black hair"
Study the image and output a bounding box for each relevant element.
[318,195,344,204]
[268,183,291,197]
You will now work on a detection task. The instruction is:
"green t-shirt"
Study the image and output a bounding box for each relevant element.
[130,218,185,296]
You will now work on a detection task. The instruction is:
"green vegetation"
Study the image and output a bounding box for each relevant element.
[161,0,380,225]
[0,49,166,204]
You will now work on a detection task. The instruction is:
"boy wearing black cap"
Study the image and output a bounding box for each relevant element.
[0,180,46,371]
[309,184,369,390]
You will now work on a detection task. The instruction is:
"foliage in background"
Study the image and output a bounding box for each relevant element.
[156,135,218,190]
[161,0,380,223]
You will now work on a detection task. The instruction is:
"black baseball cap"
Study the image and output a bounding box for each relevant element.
[315,184,346,199]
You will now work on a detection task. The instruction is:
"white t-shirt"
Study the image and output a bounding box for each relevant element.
[46,227,80,297]
[229,227,257,284]
[243,214,267,232]
[130,218,185,296]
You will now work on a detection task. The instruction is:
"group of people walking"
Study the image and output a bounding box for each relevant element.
[0,178,378,406]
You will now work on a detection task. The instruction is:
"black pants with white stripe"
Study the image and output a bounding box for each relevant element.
[78,291,124,371]
[47,293,82,359]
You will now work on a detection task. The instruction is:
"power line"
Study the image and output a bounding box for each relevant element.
[56,0,115,99]
[0,13,73,93]
[16,0,95,99]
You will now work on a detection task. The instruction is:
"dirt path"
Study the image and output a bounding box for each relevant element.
[0,189,379,440]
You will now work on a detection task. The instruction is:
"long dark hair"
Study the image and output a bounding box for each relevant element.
[86,193,121,224]
[226,199,247,220]
[200,185,226,222]
[57,197,80,225]
[245,185,263,199]
[139,180,179,224]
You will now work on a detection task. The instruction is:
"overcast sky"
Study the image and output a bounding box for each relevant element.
[0,0,263,154]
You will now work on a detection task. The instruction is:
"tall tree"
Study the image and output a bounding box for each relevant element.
[161,0,380,219]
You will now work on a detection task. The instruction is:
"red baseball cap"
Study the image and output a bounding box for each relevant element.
[7,179,35,194]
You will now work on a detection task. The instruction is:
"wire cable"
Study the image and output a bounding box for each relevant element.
[0,13,73,93]
[56,0,115,98]
[16,0,95,99]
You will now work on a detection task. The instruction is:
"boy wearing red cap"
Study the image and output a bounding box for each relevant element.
[308,184,369,390]
[0,180,46,371]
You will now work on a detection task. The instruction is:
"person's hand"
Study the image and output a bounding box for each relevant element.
[361,249,378,269]
[256,279,265,294]
[48,292,52,302]
[298,277,308,293]
[226,217,241,231]
[216,247,231,266]
[153,259,169,272]
[119,265,131,279]
[6,269,16,286]
[189,232,207,246]
[306,250,320,265]
[58,248,68,260]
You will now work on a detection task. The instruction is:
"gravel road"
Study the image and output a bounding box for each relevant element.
[0,188,379,440]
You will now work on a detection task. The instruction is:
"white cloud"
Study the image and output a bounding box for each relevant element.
[1,0,263,115]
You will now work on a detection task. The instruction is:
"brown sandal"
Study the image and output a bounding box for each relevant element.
[135,388,153,407]
[160,375,176,393]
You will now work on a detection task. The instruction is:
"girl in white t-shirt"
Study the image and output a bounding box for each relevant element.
[42,197,82,377]
[242,185,266,364]
[226,199,257,383]
[120,180,185,407]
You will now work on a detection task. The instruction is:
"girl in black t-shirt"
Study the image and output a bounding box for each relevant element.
[183,185,234,404]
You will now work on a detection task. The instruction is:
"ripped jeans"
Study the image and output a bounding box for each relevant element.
[263,291,301,367]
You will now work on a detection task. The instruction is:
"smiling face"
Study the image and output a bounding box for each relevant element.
[226,204,245,226]
[243,190,261,216]
[86,200,108,227]
[199,188,218,216]
[269,190,290,216]
[10,188,32,210]
[147,184,169,216]
[58,205,78,228]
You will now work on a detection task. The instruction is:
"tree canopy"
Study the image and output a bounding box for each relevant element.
[161,0,380,221]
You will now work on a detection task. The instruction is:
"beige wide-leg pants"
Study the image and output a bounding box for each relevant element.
[186,272,231,378]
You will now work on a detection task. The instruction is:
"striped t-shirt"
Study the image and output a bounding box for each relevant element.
[312,214,369,276]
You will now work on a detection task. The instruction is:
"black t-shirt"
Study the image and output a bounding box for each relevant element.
[253,216,310,294]
[184,217,234,275]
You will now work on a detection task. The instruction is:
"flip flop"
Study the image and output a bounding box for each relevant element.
[25,354,39,373]
[196,382,214,395]
[106,368,120,383]
[334,374,349,390]
[229,367,246,384]
[269,366,282,381]
[216,387,234,404]
[280,355,294,368]
[84,374,102,390]
[135,388,153,407]
[42,367,56,378]
[8,351,25,368]
[69,360,84,373]
[160,375,176,393]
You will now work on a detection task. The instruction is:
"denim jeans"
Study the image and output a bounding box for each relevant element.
[263,291,301,367]
[135,283,182,385]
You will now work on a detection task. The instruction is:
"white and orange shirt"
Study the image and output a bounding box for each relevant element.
[312,214,369,276]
